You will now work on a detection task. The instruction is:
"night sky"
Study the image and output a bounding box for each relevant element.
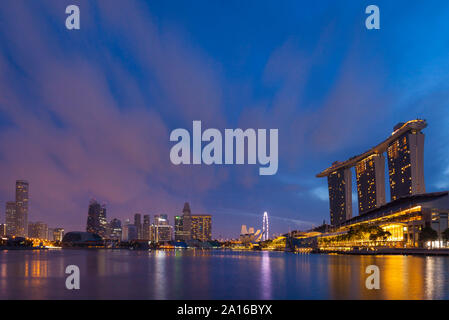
[0,1,448,238]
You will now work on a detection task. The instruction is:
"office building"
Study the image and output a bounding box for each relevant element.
[122,220,137,242]
[174,203,192,241]
[109,219,122,241]
[191,215,212,242]
[5,201,17,236]
[28,221,48,239]
[86,199,107,238]
[15,180,29,237]
[134,213,142,239]
[143,215,150,240]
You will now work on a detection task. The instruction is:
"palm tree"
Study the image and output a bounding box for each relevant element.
[419,226,438,248]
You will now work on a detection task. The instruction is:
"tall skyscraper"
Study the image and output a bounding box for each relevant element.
[151,215,172,242]
[174,203,192,241]
[134,213,142,239]
[154,214,168,226]
[174,215,184,241]
[15,180,29,237]
[327,167,352,225]
[5,201,17,236]
[387,123,426,201]
[109,219,122,241]
[190,215,212,242]
[262,211,269,241]
[356,154,386,214]
[86,199,107,238]
[143,215,150,240]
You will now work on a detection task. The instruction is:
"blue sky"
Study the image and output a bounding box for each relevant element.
[0,0,448,238]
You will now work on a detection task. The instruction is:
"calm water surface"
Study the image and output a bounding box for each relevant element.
[0,249,448,299]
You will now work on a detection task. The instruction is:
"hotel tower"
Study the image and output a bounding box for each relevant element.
[317,120,427,225]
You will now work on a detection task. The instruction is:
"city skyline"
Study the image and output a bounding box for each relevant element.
[1,1,449,238]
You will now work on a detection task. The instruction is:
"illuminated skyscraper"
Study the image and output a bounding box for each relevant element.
[262,211,269,241]
[15,180,29,237]
[143,215,150,240]
[175,203,192,241]
[317,120,427,222]
[191,215,212,242]
[109,219,122,241]
[356,154,386,214]
[134,213,142,239]
[86,199,107,238]
[327,167,352,225]
[387,123,426,201]
[5,201,17,236]
[151,215,172,242]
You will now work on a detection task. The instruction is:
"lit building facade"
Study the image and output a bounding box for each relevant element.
[356,154,386,214]
[317,192,449,249]
[53,228,65,241]
[122,221,137,242]
[143,215,150,240]
[317,120,427,225]
[387,125,425,201]
[0,224,6,237]
[28,221,48,239]
[109,219,122,241]
[327,167,352,225]
[86,199,107,238]
[5,201,17,236]
[176,203,192,241]
[191,215,212,242]
[15,180,29,237]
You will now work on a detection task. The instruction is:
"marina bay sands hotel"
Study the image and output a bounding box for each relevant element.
[317,119,428,226]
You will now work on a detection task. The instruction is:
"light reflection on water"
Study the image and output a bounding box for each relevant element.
[0,250,448,299]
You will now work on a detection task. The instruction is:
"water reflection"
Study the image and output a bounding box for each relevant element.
[260,251,272,299]
[0,250,448,299]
